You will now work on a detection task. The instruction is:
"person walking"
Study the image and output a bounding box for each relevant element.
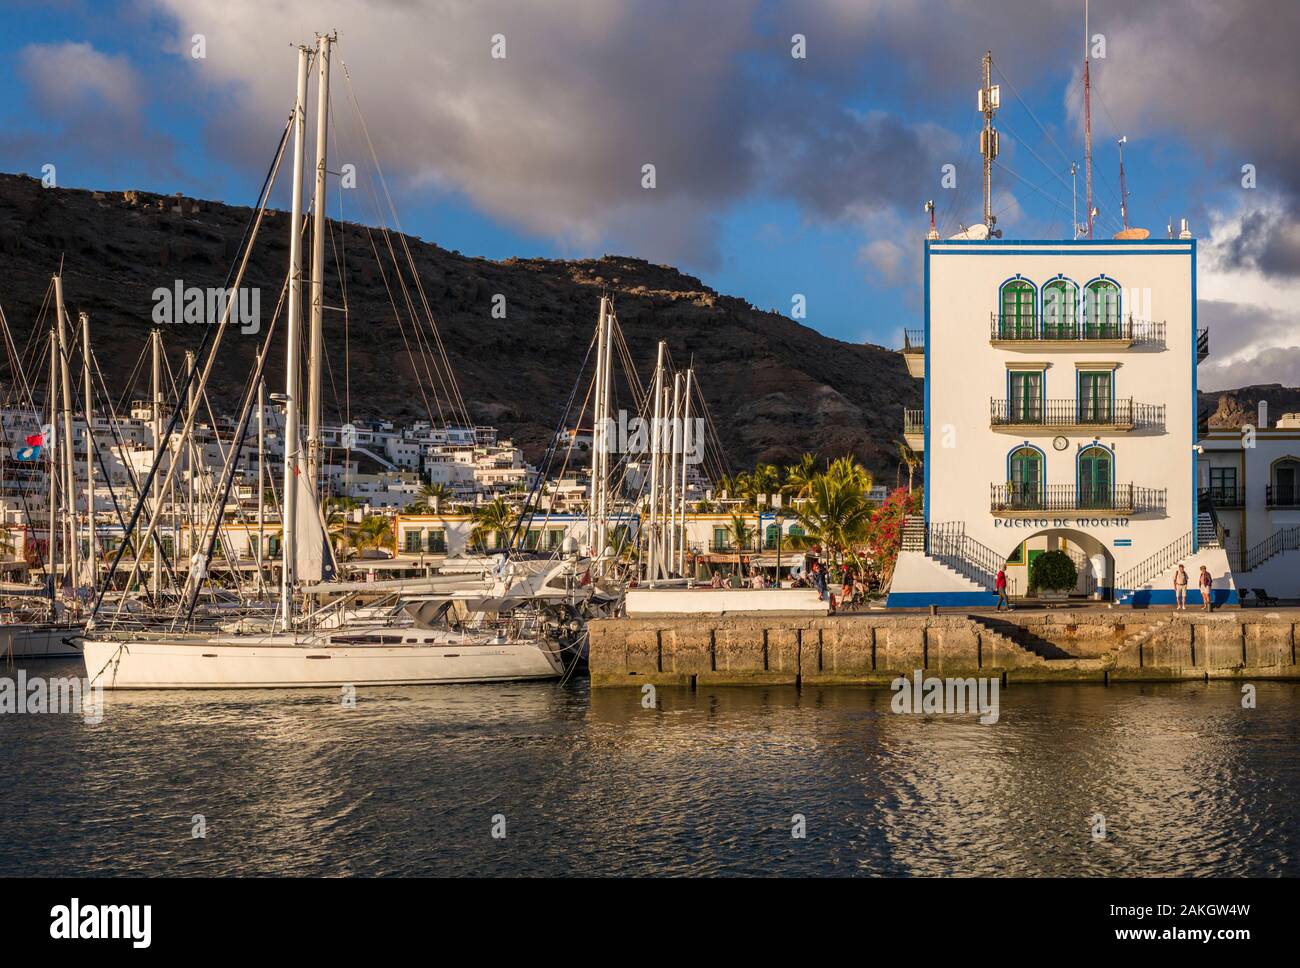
[995,567,1010,611]
[810,561,827,602]
[1173,564,1189,611]
[1198,565,1214,612]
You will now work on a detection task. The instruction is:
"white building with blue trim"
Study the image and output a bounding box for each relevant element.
[888,235,1237,608]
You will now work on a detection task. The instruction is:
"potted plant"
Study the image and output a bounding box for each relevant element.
[1029,549,1077,600]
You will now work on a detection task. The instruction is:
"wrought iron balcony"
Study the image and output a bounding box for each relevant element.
[903,408,925,451]
[989,314,1166,346]
[1199,486,1242,509]
[991,483,1166,516]
[989,398,1165,432]
[900,329,925,378]
[1267,485,1300,508]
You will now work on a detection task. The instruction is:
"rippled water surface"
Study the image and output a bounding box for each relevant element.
[2,657,1297,876]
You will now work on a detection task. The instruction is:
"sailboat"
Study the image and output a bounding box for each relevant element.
[82,35,574,689]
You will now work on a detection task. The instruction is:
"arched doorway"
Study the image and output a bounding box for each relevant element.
[1001,528,1116,600]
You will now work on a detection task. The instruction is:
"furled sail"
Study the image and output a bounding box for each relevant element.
[293,471,337,584]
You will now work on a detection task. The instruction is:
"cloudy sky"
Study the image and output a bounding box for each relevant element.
[1,0,1296,390]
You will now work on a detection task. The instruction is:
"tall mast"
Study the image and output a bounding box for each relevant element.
[80,312,96,593]
[150,327,163,601]
[645,341,665,585]
[46,327,58,612]
[257,368,266,590]
[979,50,999,235]
[667,372,682,574]
[280,43,310,627]
[1084,0,1094,239]
[305,32,332,493]
[54,276,78,595]
[677,368,693,577]
[184,350,197,568]
[590,296,608,556]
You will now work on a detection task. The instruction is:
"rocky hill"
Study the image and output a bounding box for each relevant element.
[0,172,919,481]
[1199,384,1300,429]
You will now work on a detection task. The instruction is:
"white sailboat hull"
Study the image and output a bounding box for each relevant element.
[0,624,83,659]
[82,632,565,690]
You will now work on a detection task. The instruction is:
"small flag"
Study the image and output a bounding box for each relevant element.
[14,444,41,461]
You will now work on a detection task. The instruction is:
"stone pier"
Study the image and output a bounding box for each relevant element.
[588,609,1300,686]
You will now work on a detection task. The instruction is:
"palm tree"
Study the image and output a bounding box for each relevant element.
[751,462,781,500]
[897,440,921,494]
[783,453,819,498]
[470,498,517,552]
[351,515,394,554]
[419,482,452,512]
[825,455,872,492]
[785,472,873,569]
[323,502,354,556]
[724,511,754,551]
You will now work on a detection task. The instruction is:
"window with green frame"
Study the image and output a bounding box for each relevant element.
[712,527,729,550]
[1078,446,1113,509]
[1000,279,1037,338]
[1077,370,1113,423]
[1042,279,1078,338]
[1008,370,1044,422]
[427,529,447,553]
[1084,279,1120,337]
[765,523,780,549]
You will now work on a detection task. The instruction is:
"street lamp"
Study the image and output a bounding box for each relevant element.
[775,510,785,588]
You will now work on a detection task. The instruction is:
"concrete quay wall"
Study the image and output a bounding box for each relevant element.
[588,611,1300,686]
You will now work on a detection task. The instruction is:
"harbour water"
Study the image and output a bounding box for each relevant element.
[2,657,1297,877]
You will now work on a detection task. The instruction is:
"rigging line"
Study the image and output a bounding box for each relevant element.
[996,117,1075,198]
[992,160,1073,223]
[183,273,287,625]
[992,59,1076,171]
[339,57,472,429]
[93,108,293,624]
[506,327,599,552]
[987,164,1071,228]
[364,228,443,427]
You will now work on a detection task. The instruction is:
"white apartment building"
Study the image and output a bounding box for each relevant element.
[889,235,1236,608]
[1198,406,1300,600]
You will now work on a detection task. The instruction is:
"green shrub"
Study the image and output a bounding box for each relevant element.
[1029,550,1077,592]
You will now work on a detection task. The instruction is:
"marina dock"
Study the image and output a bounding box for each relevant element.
[589,608,1300,687]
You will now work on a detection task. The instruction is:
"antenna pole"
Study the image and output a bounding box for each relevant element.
[1084,0,1094,238]
[979,50,999,234]
[1117,136,1130,231]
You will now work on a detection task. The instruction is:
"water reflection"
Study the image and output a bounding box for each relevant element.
[1,661,1296,876]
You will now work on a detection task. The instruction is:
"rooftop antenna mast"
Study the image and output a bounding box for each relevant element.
[979,50,1000,235]
[1083,0,1094,239]
[924,199,938,240]
[1117,135,1130,231]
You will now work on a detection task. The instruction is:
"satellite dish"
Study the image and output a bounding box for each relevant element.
[948,223,990,241]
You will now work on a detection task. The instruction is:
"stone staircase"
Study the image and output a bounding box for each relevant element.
[966,615,1109,674]
[1106,617,1175,666]
[1197,512,1220,549]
